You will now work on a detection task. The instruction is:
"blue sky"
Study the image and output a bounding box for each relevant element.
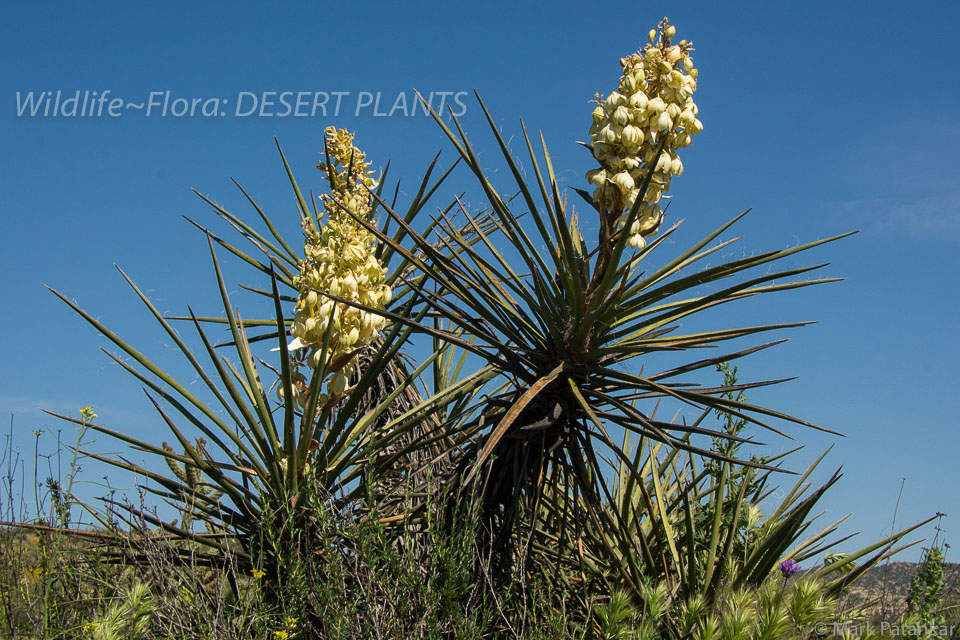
[1,1,957,559]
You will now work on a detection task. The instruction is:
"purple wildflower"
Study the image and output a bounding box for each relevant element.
[779,559,802,578]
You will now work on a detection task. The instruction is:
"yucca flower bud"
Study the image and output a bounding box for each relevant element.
[621,124,643,148]
[629,91,648,109]
[640,207,663,232]
[329,371,348,396]
[344,326,360,347]
[655,154,672,173]
[587,169,608,186]
[345,195,358,214]
[644,185,663,203]
[318,299,334,319]
[597,124,617,144]
[613,105,631,126]
[647,29,656,43]
[656,112,673,131]
[613,171,635,193]
[604,91,625,110]
[330,278,343,297]
[342,273,358,294]
[665,24,676,38]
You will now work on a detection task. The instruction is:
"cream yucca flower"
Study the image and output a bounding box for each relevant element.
[588,17,702,248]
[289,127,390,400]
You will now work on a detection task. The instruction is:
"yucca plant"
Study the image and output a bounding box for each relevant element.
[328,19,862,583]
[45,128,496,611]
[527,364,933,629]
[584,511,922,640]
[571,411,934,609]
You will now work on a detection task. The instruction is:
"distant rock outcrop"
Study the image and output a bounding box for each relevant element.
[838,561,960,616]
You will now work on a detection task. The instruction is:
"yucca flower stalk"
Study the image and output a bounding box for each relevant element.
[587,17,702,257]
[289,127,392,401]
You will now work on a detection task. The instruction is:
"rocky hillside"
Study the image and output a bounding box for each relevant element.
[838,561,960,615]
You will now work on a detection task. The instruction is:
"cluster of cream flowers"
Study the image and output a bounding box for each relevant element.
[586,18,703,249]
[288,127,391,400]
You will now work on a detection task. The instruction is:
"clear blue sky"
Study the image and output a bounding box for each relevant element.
[2,2,957,560]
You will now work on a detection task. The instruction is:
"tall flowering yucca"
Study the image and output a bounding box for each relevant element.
[587,17,703,249]
[385,14,859,585]
[289,127,391,399]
